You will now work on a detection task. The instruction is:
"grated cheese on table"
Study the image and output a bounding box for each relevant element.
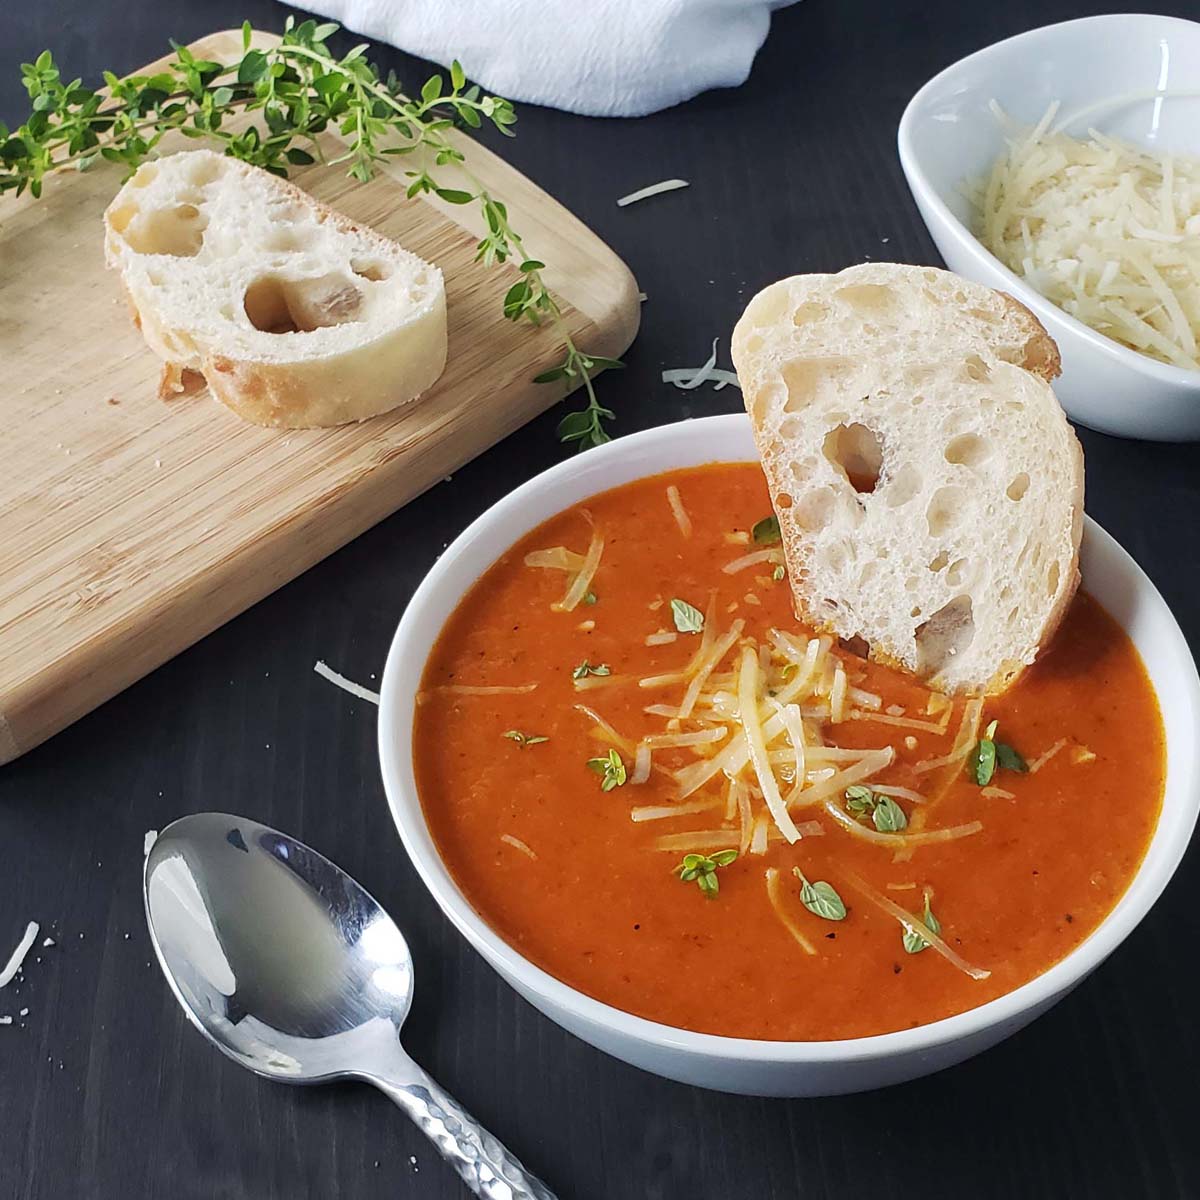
[0,922,39,989]
[968,101,1200,370]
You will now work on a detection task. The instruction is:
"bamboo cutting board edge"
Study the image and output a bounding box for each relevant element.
[0,29,640,765]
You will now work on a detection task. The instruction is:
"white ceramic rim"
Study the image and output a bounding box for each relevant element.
[379,414,1200,1066]
[897,12,1200,392]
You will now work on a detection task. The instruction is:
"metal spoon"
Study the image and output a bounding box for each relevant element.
[144,812,556,1200]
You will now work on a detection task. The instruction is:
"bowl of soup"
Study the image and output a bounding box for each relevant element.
[377,414,1200,1096]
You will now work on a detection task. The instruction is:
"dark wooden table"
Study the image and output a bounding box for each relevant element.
[4,1,1199,1196]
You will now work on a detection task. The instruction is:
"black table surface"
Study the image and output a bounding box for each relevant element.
[4,1,1200,1197]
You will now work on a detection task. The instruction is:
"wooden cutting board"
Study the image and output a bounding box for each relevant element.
[0,29,639,765]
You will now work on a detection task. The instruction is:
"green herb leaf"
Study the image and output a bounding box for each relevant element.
[573,660,611,680]
[872,795,908,833]
[995,742,1028,773]
[503,730,548,748]
[845,784,876,816]
[586,748,626,791]
[670,598,705,635]
[752,516,781,545]
[793,868,847,921]
[970,737,997,786]
[902,892,942,954]
[583,592,597,606]
[675,850,737,898]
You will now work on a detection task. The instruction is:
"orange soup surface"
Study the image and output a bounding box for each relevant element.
[414,463,1164,1041]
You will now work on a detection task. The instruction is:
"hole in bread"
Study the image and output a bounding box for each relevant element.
[945,559,969,588]
[740,333,764,356]
[792,489,833,531]
[120,203,207,257]
[926,487,966,538]
[352,259,391,282]
[824,544,848,572]
[243,276,363,334]
[262,227,307,254]
[131,165,159,189]
[822,422,883,494]
[962,355,991,383]
[928,550,950,572]
[1047,560,1060,596]
[1006,473,1030,501]
[840,635,870,658]
[775,492,793,509]
[944,432,990,469]
[792,301,829,326]
[903,365,936,387]
[834,284,896,315]
[187,156,222,187]
[968,306,999,324]
[914,595,975,674]
[885,464,922,508]
[781,357,853,413]
[904,577,919,592]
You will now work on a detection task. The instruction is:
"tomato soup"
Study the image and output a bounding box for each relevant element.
[413,463,1164,1041]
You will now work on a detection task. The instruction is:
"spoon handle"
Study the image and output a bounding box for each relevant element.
[373,1061,558,1200]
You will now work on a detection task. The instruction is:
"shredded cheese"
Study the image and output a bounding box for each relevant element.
[970,102,1200,370]
[981,785,1016,800]
[722,548,781,575]
[631,743,653,784]
[645,630,678,647]
[0,922,39,989]
[666,485,692,538]
[314,661,381,705]
[556,524,604,612]
[824,801,983,847]
[617,178,689,206]
[843,870,991,980]
[524,546,585,572]
[630,797,724,823]
[653,830,741,853]
[500,834,537,860]
[738,647,804,844]
[424,684,537,700]
[1029,738,1068,773]
[764,869,817,955]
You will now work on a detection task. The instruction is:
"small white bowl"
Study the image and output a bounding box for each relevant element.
[898,14,1200,441]
[378,415,1200,1096]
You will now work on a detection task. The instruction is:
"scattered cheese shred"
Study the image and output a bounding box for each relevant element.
[764,868,817,955]
[631,743,653,785]
[617,178,689,207]
[738,647,803,844]
[630,797,724,823]
[823,801,983,848]
[970,101,1200,370]
[500,834,537,860]
[556,523,604,612]
[666,485,692,538]
[653,830,741,853]
[524,546,585,572]
[645,631,678,647]
[843,871,991,980]
[425,684,537,700]
[0,922,39,989]
[314,661,381,706]
[981,785,1017,800]
[1029,738,1069,774]
[722,548,781,575]
[661,338,742,391]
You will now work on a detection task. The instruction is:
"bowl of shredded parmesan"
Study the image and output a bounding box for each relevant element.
[899,14,1200,441]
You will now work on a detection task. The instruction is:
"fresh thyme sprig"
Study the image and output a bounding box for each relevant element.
[0,18,621,447]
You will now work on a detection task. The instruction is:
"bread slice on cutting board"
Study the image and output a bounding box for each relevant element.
[731,262,1084,695]
[104,149,447,428]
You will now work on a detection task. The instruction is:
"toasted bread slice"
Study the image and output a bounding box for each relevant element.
[104,150,447,427]
[731,263,1084,694]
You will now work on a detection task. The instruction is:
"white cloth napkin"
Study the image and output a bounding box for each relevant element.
[293,0,795,117]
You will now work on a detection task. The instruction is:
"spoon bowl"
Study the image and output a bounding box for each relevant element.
[145,812,554,1199]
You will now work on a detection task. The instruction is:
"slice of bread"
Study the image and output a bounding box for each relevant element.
[731,263,1084,695]
[104,149,447,428]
